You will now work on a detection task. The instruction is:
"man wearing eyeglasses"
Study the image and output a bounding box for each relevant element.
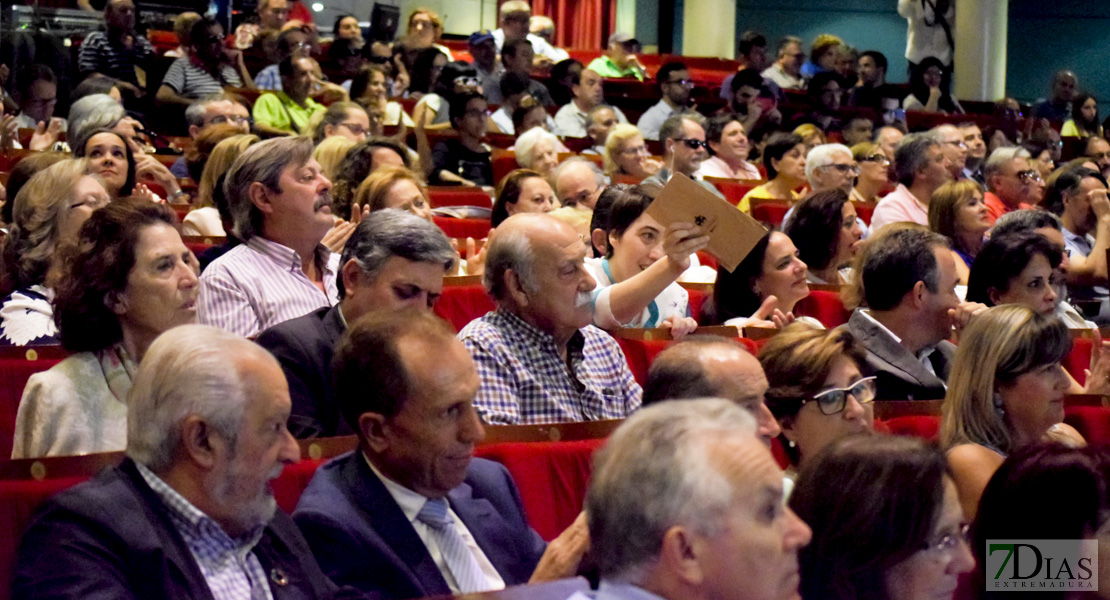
[930,124,967,180]
[637,62,694,141]
[1084,136,1110,181]
[870,134,951,232]
[643,113,725,199]
[983,146,1044,225]
[169,93,252,178]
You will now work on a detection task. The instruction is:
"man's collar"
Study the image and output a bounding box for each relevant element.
[494,308,586,351]
[362,451,434,523]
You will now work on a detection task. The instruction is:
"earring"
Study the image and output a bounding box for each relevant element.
[993,392,1005,418]
[786,439,796,448]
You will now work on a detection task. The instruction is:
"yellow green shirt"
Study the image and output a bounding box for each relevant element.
[738,184,801,214]
[587,56,644,81]
[252,91,325,134]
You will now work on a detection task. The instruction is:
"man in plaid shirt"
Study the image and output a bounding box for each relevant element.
[12,325,360,600]
[459,213,642,425]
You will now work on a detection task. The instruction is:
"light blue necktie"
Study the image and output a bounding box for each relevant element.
[416,498,488,593]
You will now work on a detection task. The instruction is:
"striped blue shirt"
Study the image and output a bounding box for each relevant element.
[459,309,641,425]
[77,30,154,86]
[135,462,274,600]
[199,236,339,338]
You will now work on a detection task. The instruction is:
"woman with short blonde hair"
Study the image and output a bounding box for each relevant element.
[941,304,1082,518]
[603,124,660,180]
[183,133,260,236]
[313,136,357,181]
[354,165,433,220]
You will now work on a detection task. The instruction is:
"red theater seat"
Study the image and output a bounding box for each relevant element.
[793,289,852,329]
[0,346,68,458]
[475,439,606,541]
[1064,335,1094,386]
[433,216,492,240]
[882,415,941,441]
[749,198,791,227]
[1065,405,1110,446]
[434,280,495,331]
[704,177,764,208]
[427,187,493,209]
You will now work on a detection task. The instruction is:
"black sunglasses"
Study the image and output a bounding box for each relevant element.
[676,138,708,150]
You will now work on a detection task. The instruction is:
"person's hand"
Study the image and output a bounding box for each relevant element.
[466,237,488,277]
[348,202,370,225]
[0,114,17,150]
[1083,331,1110,395]
[322,219,357,253]
[928,86,942,101]
[948,301,988,339]
[1090,188,1110,222]
[661,222,710,272]
[28,118,64,151]
[662,315,698,339]
[642,157,663,175]
[529,512,589,583]
[116,80,144,98]
[134,153,180,193]
[730,295,792,329]
[746,101,763,123]
[132,182,163,203]
[223,46,244,65]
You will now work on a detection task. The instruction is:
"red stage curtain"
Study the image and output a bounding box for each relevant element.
[532,0,617,51]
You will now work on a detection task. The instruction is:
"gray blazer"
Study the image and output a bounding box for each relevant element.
[842,310,955,401]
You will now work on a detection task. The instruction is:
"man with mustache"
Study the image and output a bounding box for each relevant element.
[573,399,812,600]
[13,325,356,600]
[458,213,643,424]
[293,310,589,598]
[199,137,340,337]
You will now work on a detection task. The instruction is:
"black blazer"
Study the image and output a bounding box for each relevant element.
[12,458,363,600]
[843,310,956,401]
[256,305,351,438]
[292,452,547,600]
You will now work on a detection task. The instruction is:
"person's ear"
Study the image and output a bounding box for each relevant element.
[341,258,364,296]
[987,286,1003,306]
[105,291,127,316]
[505,268,530,307]
[658,526,707,586]
[248,181,276,215]
[359,412,390,454]
[179,416,226,470]
[910,280,929,309]
[188,124,201,139]
[590,228,608,257]
[323,123,336,138]
[778,415,797,446]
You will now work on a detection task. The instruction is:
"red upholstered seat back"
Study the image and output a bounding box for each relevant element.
[854,203,874,225]
[427,187,494,209]
[475,438,606,541]
[750,199,791,227]
[1064,336,1093,386]
[882,415,942,441]
[614,337,670,386]
[1065,405,1110,446]
[686,288,708,323]
[0,347,68,457]
[272,458,327,513]
[434,284,496,332]
[0,476,90,597]
[704,178,764,208]
[433,216,493,240]
[793,289,852,329]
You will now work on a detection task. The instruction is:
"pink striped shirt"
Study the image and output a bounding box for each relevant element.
[198,236,339,338]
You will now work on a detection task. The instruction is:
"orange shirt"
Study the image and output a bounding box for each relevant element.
[983,191,1031,225]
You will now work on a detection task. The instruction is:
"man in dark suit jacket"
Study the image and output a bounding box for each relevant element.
[256,209,457,438]
[841,228,986,400]
[13,325,359,600]
[292,310,589,599]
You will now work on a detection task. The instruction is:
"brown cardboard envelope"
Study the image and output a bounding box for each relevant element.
[644,173,768,272]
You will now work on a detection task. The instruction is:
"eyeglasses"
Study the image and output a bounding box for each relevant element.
[921,523,971,555]
[621,144,650,156]
[208,114,251,126]
[676,138,709,150]
[944,140,967,149]
[454,76,480,88]
[464,108,491,118]
[800,376,877,415]
[339,122,367,135]
[821,163,861,175]
[1017,169,1043,184]
[666,78,695,88]
[860,154,890,167]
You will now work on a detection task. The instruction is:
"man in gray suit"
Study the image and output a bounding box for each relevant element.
[842,228,986,400]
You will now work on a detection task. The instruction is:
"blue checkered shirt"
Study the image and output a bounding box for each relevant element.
[255,64,282,91]
[458,309,641,425]
[136,463,275,600]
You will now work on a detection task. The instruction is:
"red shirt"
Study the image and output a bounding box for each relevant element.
[983,191,1031,225]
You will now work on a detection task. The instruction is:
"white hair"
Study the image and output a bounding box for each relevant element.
[514,127,560,169]
[984,145,1032,182]
[126,325,277,472]
[587,399,758,582]
[804,143,852,184]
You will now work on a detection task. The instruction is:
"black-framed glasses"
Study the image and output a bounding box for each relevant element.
[454,76,480,88]
[1018,169,1043,184]
[208,114,252,126]
[860,154,890,167]
[821,163,861,175]
[944,139,967,149]
[921,523,971,554]
[339,122,367,135]
[676,138,709,150]
[801,376,877,415]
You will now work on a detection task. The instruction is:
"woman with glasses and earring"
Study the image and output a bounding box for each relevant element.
[941,305,1087,520]
[791,434,975,600]
[759,323,876,481]
[850,141,891,204]
[604,124,661,181]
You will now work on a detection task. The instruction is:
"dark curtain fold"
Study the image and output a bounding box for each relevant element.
[532,0,617,51]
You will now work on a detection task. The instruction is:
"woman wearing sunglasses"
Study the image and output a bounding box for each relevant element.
[759,322,876,481]
[850,141,890,205]
[791,435,975,600]
[941,305,1085,520]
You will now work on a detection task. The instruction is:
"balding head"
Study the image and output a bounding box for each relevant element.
[645,338,781,445]
[483,214,597,344]
[553,158,605,209]
[930,124,966,175]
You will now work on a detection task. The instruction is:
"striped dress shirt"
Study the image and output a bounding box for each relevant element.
[136,463,274,600]
[459,309,642,425]
[199,236,339,338]
[77,31,154,86]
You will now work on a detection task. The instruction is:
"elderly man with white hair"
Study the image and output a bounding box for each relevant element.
[11,325,355,599]
[549,157,606,238]
[869,133,952,232]
[983,146,1045,225]
[571,398,811,600]
[781,142,859,227]
[930,123,967,180]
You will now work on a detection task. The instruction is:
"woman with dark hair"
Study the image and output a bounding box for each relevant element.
[1062,93,1102,139]
[411,60,480,129]
[941,305,1084,518]
[349,64,413,129]
[332,14,363,43]
[0,159,110,346]
[967,230,1063,315]
[760,322,875,474]
[903,57,963,114]
[330,138,412,219]
[928,180,989,283]
[850,142,889,205]
[800,71,845,132]
[703,231,813,328]
[406,47,449,100]
[72,128,137,200]
[739,132,807,213]
[1023,139,1056,182]
[974,444,1110,599]
[491,169,556,227]
[785,189,863,285]
[11,200,200,458]
[791,435,975,600]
